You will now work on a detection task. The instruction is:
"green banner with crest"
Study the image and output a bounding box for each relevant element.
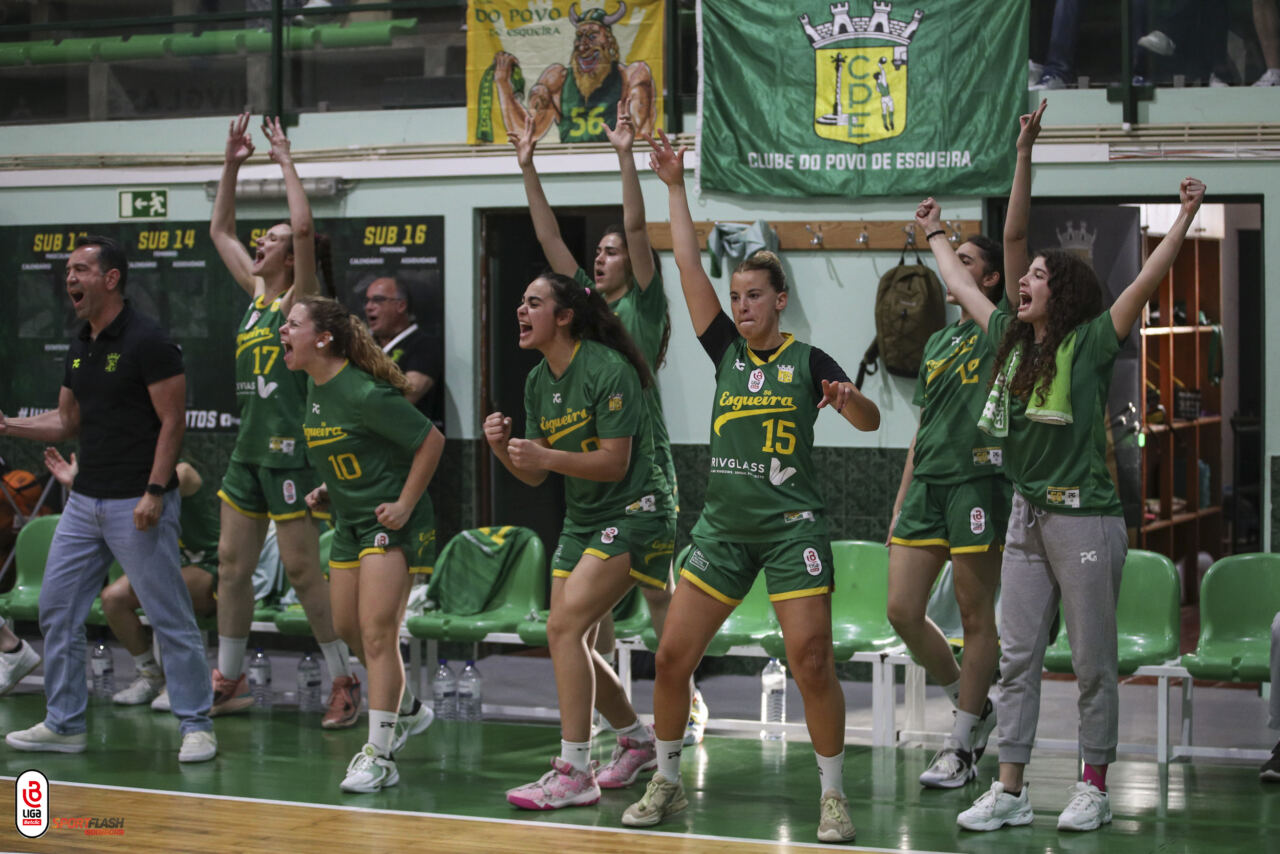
[697,0,1028,198]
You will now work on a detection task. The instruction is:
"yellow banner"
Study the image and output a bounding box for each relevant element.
[467,0,665,145]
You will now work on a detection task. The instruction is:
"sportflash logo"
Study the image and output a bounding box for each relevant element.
[16,769,48,838]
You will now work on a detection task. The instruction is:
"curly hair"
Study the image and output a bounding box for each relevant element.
[991,249,1104,405]
[297,296,410,394]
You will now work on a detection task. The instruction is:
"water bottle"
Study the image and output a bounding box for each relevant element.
[432,659,457,721]
[249,648,272,709]
[457,660,483,722]
[90,642,114,699]
[760,658,786,740]
[296,653,322,713]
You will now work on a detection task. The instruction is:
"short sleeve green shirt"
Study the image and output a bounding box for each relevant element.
[986,308,1123,516]
[304,363,432,525]
[911,316,1005,483]
[232,294,310,468]
[523,339,668,527]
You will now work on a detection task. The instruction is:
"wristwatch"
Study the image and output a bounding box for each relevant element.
[145,483,166,496]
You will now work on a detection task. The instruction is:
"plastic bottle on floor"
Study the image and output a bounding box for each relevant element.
[249,648,272,709]
[457,660,482,722]
[296,653,322,712]
[760,658,786,740]
[91,641,114,699]
[432,659,457,721]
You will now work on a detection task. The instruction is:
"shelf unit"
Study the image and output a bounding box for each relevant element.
[1139,235,1223,602]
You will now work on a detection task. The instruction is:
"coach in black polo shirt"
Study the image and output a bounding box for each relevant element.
[0,236,215,762]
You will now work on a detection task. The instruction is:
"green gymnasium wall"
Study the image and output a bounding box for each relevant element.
[1,89,1276,550]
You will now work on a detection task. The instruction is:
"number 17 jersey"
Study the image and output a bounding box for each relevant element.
[694,333,826,543]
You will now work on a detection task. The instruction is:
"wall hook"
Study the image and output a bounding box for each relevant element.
[806,224,824,247]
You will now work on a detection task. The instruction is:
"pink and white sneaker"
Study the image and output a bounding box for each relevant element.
[506,757,601,810]
[596,727,657,789]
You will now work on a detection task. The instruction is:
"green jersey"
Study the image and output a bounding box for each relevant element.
[303,362,433,526]
[557,63,622,143]
[693,333,826,542]
[986,307,1122,516]
[912,316,1005,483]
[576,267,676,517]
[177,461,219,558]
[231,294,309,469]
[523,339,668,528]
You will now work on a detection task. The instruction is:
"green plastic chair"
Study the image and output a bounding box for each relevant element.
[273,528,334,635]
[1043,550,1180,675]
[413,531,547,644]
[1182,553,1280,682]
[816,540,902,661]
[0,514,60,621]
[611,586,651,640]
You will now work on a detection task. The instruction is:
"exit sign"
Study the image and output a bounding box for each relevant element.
[119,189,168,219]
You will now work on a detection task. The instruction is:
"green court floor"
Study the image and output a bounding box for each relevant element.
[1,693,1277,853]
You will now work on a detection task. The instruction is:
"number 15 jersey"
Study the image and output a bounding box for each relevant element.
[693,318,827,543]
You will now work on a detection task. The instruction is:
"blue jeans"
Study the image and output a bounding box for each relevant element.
[39,491,212,736]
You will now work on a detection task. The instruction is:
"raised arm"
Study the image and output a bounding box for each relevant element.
[917,198,997,332]
[209,113,257,295]
[1110,178,1206,339]
[1004,99,1047,305]
[605,102,656,288]
[645,131,721,336]
[263,117,317,315]
[511,113,578,277]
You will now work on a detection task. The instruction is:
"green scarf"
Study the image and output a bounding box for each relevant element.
[978,331,1077,437]
[474,62,525,143]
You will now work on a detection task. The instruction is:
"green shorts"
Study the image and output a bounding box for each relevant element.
[551,513,675,590]
[890,477,1011,554]
[218,459,326,522]
[681,525,834,606]
[180,547,219,579]
[329,501,435,575]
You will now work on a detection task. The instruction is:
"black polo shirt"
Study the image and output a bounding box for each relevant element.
[63,302,184,499]
[384,324,444,431]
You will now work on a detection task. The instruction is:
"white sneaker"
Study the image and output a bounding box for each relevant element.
[621,772,688,827]
[113,671,165,705]
[151,688,171,712]
[683,689,708,746]
[1254,69,1280,86]
[5,721,86,754]
[1210,72,1231,88]
[391,699,434,753]
[1030,73,1068,91]
[919,741,976,789]
[1028,60,1044,88]
[1137,29,1176,56]
[340,743,399,793]
[957,781,1034,831]
[178,729,217,763]
[817,789,857,842]
[0,641,41,696]
[1057,781,1112,831]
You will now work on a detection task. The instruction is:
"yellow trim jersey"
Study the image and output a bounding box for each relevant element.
[523,339,670,528]
[232,294,309,468]
[692,329,827,542]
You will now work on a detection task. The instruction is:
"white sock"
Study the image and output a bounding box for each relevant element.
[218,636,248,680]
[369,710,397,757]
[319,639,352,679]
[815,750,845,796]
[399,686,418,715]
[952,709,980,751]
[615,719,645,740]
[132,650,159,676]
[560,738,592,772]
[656,737,683,781]
[941,678,962,707]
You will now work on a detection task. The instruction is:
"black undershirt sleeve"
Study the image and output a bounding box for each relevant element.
[808,345,851,398]
[697,311,738,366]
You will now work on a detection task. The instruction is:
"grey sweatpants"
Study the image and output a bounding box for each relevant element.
[995,491,1127,766]
[1270,613,1280,730]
